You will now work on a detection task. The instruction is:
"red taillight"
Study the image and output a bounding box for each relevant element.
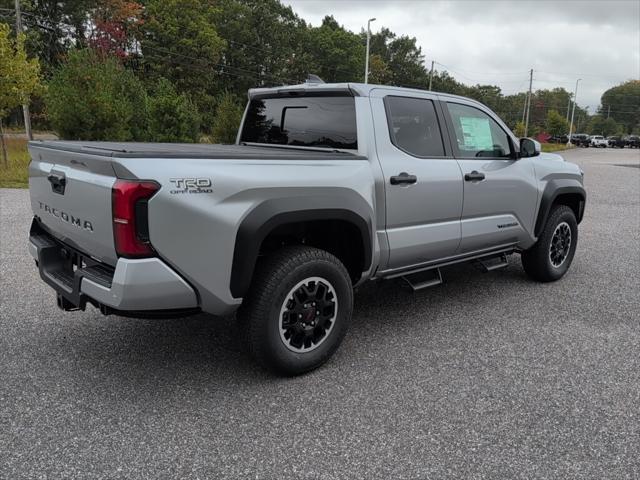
[112,180,159,258]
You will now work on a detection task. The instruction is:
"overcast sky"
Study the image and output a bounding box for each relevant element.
[283,0,640,112]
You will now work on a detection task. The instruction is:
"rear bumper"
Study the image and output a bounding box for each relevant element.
[29,220,199,315]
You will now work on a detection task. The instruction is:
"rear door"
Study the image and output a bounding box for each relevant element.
[440,100,538,253]
[371,89,463,270]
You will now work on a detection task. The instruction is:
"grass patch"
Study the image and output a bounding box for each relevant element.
[0,137,30,188]
[541,143,575,153]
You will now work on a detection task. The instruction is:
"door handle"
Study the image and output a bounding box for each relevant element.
[390,172,417,185]
[464,170,485,182]
[47,172,67,194]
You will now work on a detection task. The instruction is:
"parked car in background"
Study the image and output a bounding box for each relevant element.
[589,135,608,148]
[571,133,591,147]
[607,136,627,148]
[624,135,640,148]
[548,134,569,144]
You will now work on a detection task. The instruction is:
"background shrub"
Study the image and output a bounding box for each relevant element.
[45,49,148,141]
[147,78,200,142]
[211,91,243,144]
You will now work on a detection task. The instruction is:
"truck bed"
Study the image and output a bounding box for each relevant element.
[29,141,365,160]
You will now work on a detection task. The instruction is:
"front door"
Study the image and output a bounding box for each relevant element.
[371,90,463,270]
[441,100,538,253]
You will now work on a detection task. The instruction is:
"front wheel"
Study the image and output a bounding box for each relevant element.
[238,246,353,376]
[522,205,578,282]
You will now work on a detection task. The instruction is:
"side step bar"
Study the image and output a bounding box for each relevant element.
[401,268,443,291]
[394,250,513,292]
[476,253,509,272]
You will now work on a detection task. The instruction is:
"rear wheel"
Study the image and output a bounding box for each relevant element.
[238,246,353,375]
[522,205,578,282]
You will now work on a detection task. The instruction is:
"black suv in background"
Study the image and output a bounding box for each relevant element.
[548,134,569,144]
[625,135,640,148]
[607,136,627,148]
[570,133,591,147]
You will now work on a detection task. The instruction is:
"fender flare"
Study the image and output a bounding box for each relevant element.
[230,195,373,299]
[534,178,586,237]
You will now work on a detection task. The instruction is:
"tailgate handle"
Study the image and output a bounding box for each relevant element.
[47,172,66,195]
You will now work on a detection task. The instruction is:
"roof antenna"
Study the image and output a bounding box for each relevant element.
[305,74,325,84]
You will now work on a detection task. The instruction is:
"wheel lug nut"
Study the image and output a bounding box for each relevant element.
[298,314,302,319]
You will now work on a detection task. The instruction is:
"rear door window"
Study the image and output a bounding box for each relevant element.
[385,96,445,157]
[240,95,357,149]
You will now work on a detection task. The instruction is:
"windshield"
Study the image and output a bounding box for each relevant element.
[240,94,358,149]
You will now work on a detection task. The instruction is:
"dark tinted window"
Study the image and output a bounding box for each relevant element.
[385,96,445,157]
[446,103,511,158]
[240,95,357,149]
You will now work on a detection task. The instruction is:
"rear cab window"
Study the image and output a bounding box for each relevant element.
[240,94,357,149]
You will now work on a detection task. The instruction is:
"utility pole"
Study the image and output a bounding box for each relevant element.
[524,69,533,137]
[565,94,571,123]
[364,17,376,84]
[15,0,32,140]
[567,78,581,146]
[607,104,611,119]
[428,60,435,91]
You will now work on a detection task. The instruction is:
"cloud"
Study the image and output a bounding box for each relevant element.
[283,0,640,110]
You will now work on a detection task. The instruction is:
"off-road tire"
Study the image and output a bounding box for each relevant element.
[522,205,578,282]
[238,246,353,376]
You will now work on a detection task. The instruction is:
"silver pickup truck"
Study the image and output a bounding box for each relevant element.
[28,82,586,375]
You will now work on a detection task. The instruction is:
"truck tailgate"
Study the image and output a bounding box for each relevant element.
[28,143,118,266]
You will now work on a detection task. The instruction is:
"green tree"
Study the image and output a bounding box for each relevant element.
[140,0,225,127]
[46,48,148,140]
[305,16,364,83]
[0,23,41,165]
[545,109,569,136]
[513,121,526,138]
[214,0,310,95]
[211,91,243,144]
[367,27,428,87]
[147,78,200,142]
[600,80,640,133]
[430,70,469,96]
[588,115,621,137]
[466,85,503,113]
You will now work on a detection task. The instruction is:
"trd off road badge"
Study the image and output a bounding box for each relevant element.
[169,178,213,194]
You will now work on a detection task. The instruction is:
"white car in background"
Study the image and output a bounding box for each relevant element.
[589,135,608,148]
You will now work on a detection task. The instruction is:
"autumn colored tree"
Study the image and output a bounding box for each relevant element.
[89,0,144,58]
[368,54,392,85]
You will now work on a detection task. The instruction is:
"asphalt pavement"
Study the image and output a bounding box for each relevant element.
[1,148,639,479]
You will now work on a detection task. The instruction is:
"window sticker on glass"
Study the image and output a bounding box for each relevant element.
[459,116,493,151]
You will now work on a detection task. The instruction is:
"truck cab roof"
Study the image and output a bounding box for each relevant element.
[248,82,476,104]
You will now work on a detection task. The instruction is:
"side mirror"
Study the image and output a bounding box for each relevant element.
[520,137,541,158]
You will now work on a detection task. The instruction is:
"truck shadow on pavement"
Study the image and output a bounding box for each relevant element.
[44,258,532,389]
